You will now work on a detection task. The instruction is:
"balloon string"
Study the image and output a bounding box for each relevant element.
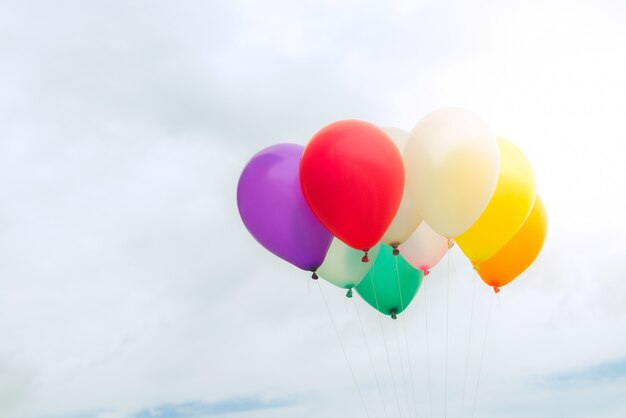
[444,251,450,418]
[460,272,477,418]
[395,255,419,418]
[354,297,390,418]
[393,315,410,417]
[471,292,495,418]
[393,257,410,415]
[370,270,403,418]
[402,312,419,418]
[317,281,371,418]
[423,272,433,418]
[450,243,457,274]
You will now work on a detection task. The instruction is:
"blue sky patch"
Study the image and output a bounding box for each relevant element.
[552,357,626,383]
[134,395,297,418]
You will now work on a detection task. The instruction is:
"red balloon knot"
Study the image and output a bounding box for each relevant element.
[361,252,369,263]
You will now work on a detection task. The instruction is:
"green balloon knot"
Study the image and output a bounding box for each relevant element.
[346,289,353,298]
[311,272,319,280]
[391,311,397,320]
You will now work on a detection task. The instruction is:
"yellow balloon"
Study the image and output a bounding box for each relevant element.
[478,196,548,292]
[456,137,536,264]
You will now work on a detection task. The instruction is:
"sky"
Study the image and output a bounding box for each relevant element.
[1,0,626,417]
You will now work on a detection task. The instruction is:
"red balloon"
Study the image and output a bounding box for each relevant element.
[300,120,404,253]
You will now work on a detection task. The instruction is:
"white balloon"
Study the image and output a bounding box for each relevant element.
[404,108,499,238]
[380,127,422,247]
[316,238,381,290]
[399,222,449,275]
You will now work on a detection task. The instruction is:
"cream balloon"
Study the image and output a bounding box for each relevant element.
[316,238,381,291]
[404,108,500,238]
[380,127,422,247]
[399,222,449,275]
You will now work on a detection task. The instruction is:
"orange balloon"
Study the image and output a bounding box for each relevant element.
[477,196,548,292]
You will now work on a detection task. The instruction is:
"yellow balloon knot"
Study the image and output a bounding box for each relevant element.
[473,262,481,271]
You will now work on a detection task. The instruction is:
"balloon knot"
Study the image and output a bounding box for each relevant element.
[391,311,397,320]
[473,262,481,271]
[423,269,430,276]
[311,272,318,280]
[392,245,399,256]
[361,251,369,263]
[493,286,501,294]
[346,288,353,298]
[447,238,455,249]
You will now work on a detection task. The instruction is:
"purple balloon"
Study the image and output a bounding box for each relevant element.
[237,144,333,271]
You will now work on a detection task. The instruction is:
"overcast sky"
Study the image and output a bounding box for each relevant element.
[1,1,626,417]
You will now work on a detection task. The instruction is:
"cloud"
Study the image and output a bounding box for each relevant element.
[0,354,36,416]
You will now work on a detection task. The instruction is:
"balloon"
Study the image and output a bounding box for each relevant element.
[355,245,423,318]
[317,239,381,293]
[380,127,423,247]
[237,144,333,273]
[478,196,548,292]
[404,108,499,238]
[399,222,449,276]
[299,120,405,254]
[456,137,536,264]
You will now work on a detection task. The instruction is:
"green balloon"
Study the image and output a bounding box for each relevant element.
[355,244,423,318]
[317,238,381,291]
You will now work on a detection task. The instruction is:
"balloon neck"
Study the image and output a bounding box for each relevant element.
[390,310,397,320]
[447,238,455,249]
[346,288,353,298]
[311,271,319,280]
[392,245,400,256]
[493,286,501,294]
[361,251,369,263]
[422,268,430,276]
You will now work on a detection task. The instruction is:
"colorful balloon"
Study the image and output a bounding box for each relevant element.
[316,239,381,293]
[299,120,405,255]
[380,127,423,247]
[237,144,333,272]
[478,196,548,292]
[399,222,449,276]
[456,137,536,264]
[404,108,499,238]
[355,245,423,318]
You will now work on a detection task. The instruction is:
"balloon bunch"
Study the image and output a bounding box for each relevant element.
[237,107,547,317]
